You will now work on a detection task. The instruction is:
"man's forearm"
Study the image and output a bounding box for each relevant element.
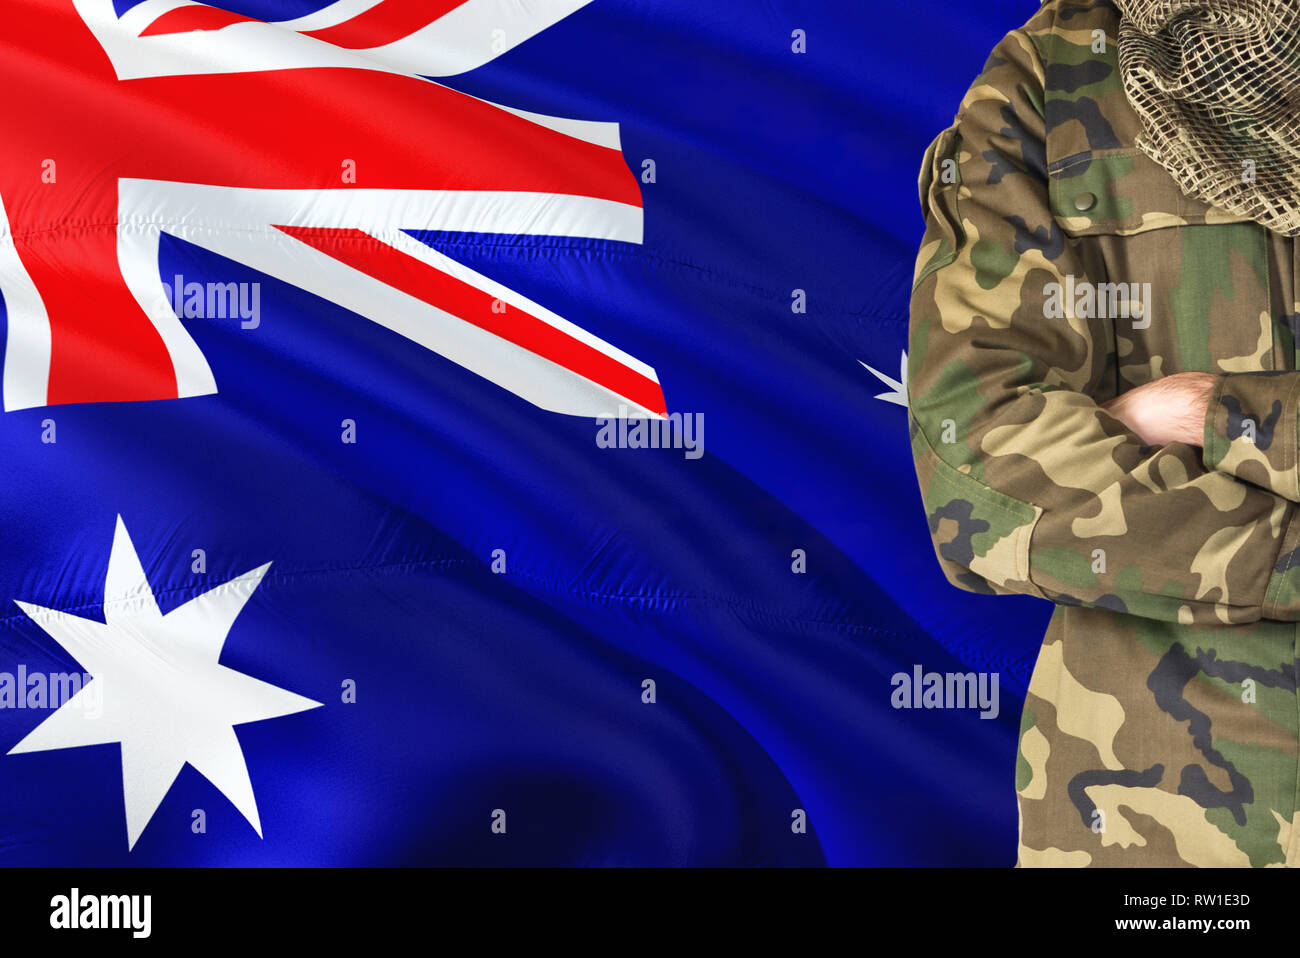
[1100,372,1219,447]
[1105,371,1300,504]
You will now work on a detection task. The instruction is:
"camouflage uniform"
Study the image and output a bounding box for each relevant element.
[908,0,1300,866]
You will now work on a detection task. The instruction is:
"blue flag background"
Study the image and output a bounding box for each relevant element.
[0,0,1053,865]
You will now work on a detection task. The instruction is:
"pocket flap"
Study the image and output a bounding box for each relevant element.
[1049,149,1252,237]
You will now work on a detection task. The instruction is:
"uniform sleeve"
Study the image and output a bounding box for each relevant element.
[907,28,1300,626]
[1203,371,1300,502]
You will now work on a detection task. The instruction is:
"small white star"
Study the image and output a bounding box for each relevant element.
[9,516,320,849]
[861,350,908,407]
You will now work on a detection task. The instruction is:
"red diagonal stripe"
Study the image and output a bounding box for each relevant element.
[23,231,179,406]
[275,226,666,416]
[140,4,257,37]
[301,0,468,49]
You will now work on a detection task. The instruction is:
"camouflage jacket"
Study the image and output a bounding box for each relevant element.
[908,0,1300,866]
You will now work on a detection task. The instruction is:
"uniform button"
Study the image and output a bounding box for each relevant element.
[1074,192,1097,212]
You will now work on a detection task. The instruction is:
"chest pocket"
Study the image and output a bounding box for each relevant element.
[1049,149,1282,392]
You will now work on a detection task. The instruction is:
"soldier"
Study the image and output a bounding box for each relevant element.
[908,0,1300,866]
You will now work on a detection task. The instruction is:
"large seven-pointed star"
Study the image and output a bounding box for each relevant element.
[8,516,320,849]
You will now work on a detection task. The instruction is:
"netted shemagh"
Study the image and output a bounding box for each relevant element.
[1113,0,1300,236]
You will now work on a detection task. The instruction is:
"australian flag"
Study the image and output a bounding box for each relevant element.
[0,0,1046,866]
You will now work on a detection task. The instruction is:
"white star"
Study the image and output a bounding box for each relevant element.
[8,516,320,849]
[861,350,908,407]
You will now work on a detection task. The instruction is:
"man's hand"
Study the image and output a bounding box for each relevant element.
[1099,372,1220,447]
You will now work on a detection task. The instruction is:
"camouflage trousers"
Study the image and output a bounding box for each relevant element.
[1016,605,1300,867]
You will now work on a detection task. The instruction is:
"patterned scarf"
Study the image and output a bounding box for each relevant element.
[1112,0,1300,235]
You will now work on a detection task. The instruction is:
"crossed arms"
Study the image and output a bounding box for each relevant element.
[907,28,1300,626]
